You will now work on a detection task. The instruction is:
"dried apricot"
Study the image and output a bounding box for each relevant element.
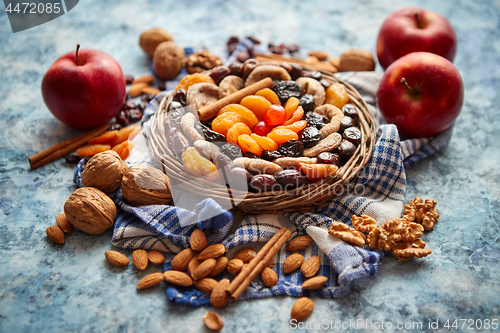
[182,147,215,177]
[211,112,245,136]
[76,144,111,157]
[251,133,278,151]
[282,106,304,126]
[240,95,272,121]
[275,120,307,133]
[112,140,134,160]
[218,104,259,128]
[266,128,299,146]
[88,130,118,145]
[226,122,252,145]
[325,83,350,109]
[108,124,141,147]
[174,73,215,92]
[256,88,281,105]
[297,162,339,181]
[284,97,300,120]
[238,134,263,156]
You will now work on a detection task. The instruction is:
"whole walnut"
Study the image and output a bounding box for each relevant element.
[81,150,127,193]
[139,27,174,57]
[153,41,185,80]
[122,165,172,206]
[64,187,116,234]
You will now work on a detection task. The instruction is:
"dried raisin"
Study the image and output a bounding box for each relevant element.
[272,80,301,105]
[300,126,322,148]
[278,140,304,157]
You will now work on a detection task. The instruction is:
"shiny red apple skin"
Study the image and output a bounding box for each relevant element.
[376,52,464,138]
[376,7,457,69]
[41,48,126,129]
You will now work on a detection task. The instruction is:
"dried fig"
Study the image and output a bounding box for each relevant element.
[186,82,219,111]
[63,187,116,234]
[244,65,291,87]
[153,41,185,80]
[121,165,172,206]
[218,75,244,99]
[296,77,326,108]
[81,150,127,193]
[139,27,174,57]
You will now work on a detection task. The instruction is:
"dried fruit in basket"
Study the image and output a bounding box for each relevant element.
[266,128,299,146]
[255,88,281,105]
[325,82,350,109]
[218,104,259,128]
[182,147,216,177]
[239,95,272,121]
[211,112,245,136]
[237,134,263,156]
[174,73,215,92]
[226,122,252,145]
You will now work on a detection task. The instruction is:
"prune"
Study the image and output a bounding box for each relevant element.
[290,63,303,80]
[342,103,358,119]
[261,150,283,161]
[172,89,187,106]
[338,139,357,159]
[272,80,302,105]
[201,124,227,143]
[302,71,322,81]
[228,62,243,77]
[300,126,322,148]
[278,140,304,157]
[339,116,357,132]
[242,152,261,159]
[319,79,331,90]
[64,154,81,164]
[209,66,230,85]
[219,142,242,160]
[249,174,278,192]
[343,127,362,145]
[304,112,328,129]
[299,94,316,113]
[124,75,134,85]
[275,169,310,188]
[316,152,341,166]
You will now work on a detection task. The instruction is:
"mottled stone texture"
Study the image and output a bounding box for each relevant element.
[0,0,499,331]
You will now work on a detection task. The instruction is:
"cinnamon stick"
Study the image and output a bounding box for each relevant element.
[29,124,110,169]
[198,77,273,121]
[227,227,292,300]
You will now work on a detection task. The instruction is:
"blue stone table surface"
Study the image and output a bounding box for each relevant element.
[1,0,499,332]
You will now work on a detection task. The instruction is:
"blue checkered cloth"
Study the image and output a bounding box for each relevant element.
[73,70,453,306]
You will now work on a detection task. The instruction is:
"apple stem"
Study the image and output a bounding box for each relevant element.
[401,78,418,95]
[414,13,422,29]
[76,44,80,66]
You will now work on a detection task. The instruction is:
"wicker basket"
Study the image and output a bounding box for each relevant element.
[149,68,376,214]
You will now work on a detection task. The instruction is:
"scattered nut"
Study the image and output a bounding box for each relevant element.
[203,311,224,331]
[232,247,257,263]
[198,244,226,261]
[328,221,365,247]
[139,27,174,57]
[56,213,73,233]
[105,250,129,268]
[283,253,305,273]
[163,270,193,287]
[46,225,64,244]
[209,256,229,277]
[194,277,218,294]
[132,249,149,270]
[185,50,223,74]
[192,258,217,280]
[172,248,197,271]
[339,49,375,72]
[81,150,127,193]
[301,276,328,290]
[291,297,314,321]
[121,165,172,206]
[136,272,164,290]
[352,214,378,233]
[300,256,320,278]
[307,50,329,61]
[260,267,278,287]
[153,41,185,80]
[190,229,208,252]
[226,258,244,274]
[285,236,313,251]
[210,278,231,308]
[148,250,165,265]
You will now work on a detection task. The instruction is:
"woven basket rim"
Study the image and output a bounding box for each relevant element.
[149,65,376,214]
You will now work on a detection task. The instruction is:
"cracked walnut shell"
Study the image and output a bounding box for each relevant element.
[121,165,172,206]
[153,41,185,80]
[63,187,116,234]
[81,150,127,193]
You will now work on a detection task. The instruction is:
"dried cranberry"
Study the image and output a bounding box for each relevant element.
[209,66,230,85]
[141,93,156,104]
[127,109,143,123]
[342,103,358,119]
[122,100,137,111]
[302,71,322,81]
[261,150,283,161]
[278,140,304,157]
[300,126,322,148]
[316,152,341,166]
[343,127,362,145]
[124,75,134,85]
[339,116,356,133]
[64,154,81,164]
[299,94,316,113]
[116,111,130,127]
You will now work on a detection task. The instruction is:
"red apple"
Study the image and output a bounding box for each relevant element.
[376,7,457,69]
[376,52,464,138]
[41,45,126,129]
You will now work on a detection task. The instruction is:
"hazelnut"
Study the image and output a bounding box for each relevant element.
[63,187,116,234]
[121,165,172,206]
[153,41,185,80]
[81,150,127,193]
[139,27,174,57]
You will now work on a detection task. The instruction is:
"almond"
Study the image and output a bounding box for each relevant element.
[300,255,320,278]
[105,250,129,268]
[329,57,340,71]
[260,267,278,287]
[46,225,65,244]
[148,250,165,265]
[56,214,73,233]
[187,254,201,278]
[194,277,218,294]
[232,247,256,263]
[163,270,193,287]
[202,311,224,331]
[132,74,155,84]
[308,50,329,61]
[209,256,228,277]
[128,82,148,98]
[171,248,196,271]
[132,249,149,270]
[210,278,231,308]
[198,244,226,261]
[283,253,305,273]
[136,272,164,290]
[190,229,208,252]
[285,236,313,251]
[192,258,217,280]
[291,297,314,321]
[226,258,244,274]
[142,86,162,96]
[301,276,328,290]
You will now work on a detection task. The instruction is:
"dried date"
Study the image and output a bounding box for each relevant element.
[278,140,304,157]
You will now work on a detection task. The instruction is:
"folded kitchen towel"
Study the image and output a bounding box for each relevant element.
[74,71,452,306]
